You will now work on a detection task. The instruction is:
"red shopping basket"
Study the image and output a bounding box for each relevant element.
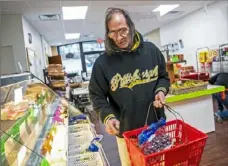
[123,120,208,166]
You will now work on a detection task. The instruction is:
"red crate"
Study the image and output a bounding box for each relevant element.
[123,120,208,166]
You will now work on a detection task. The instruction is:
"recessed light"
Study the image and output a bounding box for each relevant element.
[65,33,80,40]
[62,6,88,20]
[153,4,180,16]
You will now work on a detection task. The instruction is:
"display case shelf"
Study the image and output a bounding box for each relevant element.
[1,73,109,166]
[0,74,68,166]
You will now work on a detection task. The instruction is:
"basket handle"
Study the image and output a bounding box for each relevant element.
[145,102,188,144]
[163,104,188,144]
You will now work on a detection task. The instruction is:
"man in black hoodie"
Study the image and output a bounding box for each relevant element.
[89,8,170,166]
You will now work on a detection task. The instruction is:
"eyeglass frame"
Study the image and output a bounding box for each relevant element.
[108,27,129,39]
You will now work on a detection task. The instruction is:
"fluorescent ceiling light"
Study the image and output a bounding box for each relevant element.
[153,4,180,16]
[62,6,88,20]
[65,33,80,40]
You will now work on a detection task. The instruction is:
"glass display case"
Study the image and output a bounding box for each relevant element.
[0,73,109,166]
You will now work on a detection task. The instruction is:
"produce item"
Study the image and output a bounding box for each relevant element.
[136,118,173,156]
[170,80,208,95]
[142,134,172,155]
[171,80,207,89]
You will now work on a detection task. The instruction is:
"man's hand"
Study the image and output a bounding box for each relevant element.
[105,118,120,135]
[154,91,165,108]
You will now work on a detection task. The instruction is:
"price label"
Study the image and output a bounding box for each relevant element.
[14,87,23,104]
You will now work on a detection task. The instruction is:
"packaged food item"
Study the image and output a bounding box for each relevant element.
[87,135,103,152]
[142,129,173,155]
[69,114,88,125]
[137,118,173,155]
[138,118,166,146]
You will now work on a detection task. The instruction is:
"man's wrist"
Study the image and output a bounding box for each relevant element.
[155,87,167,95]
[104,114,116,125]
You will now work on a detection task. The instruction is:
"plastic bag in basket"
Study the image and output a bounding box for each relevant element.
[141,126,173,155]
[137,118,173,155]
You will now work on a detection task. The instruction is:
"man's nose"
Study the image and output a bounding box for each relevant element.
[117,35,123,42]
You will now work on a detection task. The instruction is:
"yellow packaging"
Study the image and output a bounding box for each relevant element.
[198,51,207,63]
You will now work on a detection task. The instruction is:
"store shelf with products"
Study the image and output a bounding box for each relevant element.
[45,64,68,98]
[68,107,109,166]
[0,76,68,166]
[196,43,228,75]
[0,73,109,166]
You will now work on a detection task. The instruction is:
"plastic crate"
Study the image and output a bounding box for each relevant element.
[123,120,208,166]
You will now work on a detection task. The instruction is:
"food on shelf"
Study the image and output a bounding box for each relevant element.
[41,138,52,155]
[69,114,88,125]
[170,80,208,95]
[51,81,66,88]
[142,133,172,155]
[171,80,207,89]
[48,72,65,77]
[24,83,49,102]
[1,100,29,120]
[52,105,68,125]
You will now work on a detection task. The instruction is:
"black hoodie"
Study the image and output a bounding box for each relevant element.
[89,32,170,137]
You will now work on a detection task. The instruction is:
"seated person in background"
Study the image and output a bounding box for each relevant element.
[209,72,228,123]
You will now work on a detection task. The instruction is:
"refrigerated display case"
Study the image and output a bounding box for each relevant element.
[0,73,109,166]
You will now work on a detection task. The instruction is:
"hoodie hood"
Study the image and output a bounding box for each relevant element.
[105,31,143,55]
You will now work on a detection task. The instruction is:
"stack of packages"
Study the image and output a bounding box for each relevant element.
[68,114,105,166]
[47,64,66,97]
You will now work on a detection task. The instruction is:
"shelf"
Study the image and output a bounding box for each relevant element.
[26,98,61,165]
[0,111,31,137]
[166,60,187,65]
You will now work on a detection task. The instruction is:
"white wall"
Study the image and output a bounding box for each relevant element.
[160,1,228,68]
[144,29,161,49]
[22,16,51,80]
[41,36,52,66]
[0,14,27,73]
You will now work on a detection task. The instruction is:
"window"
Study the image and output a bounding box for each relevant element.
[83,41,105,52]
[85,54,100,77]
[58,44,82,74]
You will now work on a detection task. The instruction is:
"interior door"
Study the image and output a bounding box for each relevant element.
[0,46,17,75]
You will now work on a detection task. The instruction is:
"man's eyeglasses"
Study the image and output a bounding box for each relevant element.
[108,28,129,39]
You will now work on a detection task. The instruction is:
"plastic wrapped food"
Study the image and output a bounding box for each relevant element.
[142,133,173,155]
[137,118,173,155]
